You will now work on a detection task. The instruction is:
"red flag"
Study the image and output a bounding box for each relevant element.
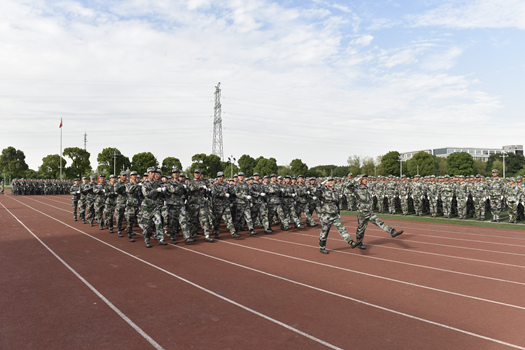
[59,118,63,128]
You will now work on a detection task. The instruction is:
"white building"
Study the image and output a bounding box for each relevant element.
[401,145,523,162]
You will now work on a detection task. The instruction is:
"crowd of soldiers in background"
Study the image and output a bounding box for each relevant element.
[10,179,73,196]
[338,169,521,224]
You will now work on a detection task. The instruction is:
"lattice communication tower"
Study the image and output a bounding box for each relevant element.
[212,82,224,161]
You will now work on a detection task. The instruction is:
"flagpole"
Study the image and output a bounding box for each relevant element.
[60,118,63,180]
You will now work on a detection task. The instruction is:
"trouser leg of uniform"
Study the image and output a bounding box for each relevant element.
[79,198,86,221]
[299,203,316,226]
[188,204,199,236]
[115,204,125,231]
[220,206,236,234]
[257,203,271,230]
[72,198,79,219]
[355,212,370,244]
[508,202,517,222]
[198,205,213,238]
[104,204,115,230]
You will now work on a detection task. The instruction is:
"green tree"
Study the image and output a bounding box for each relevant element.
[188,153,223,178]
[290,158,308,176]
[406,151,434,176]
[333,166,350,178]
[492,159,503,175]
[472,159,487,176]
[253,157,278,176]
[238,154,257,176]
[361,157,376,176]
[433,156,447,176]
[446,152,474,176]
[39,154,67,179]
[63,147,91,178]
[484,153,525,176]
[97,148,130,176]
[131,152,158,175]
[0,146,29,178]
[347,155,361,175]
[224,164,240,178]
[380,151,401,176]
[161,157,183,174]
[277,165,294,177]
[24,169,39,179]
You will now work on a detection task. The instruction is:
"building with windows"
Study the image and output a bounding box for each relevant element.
[401,145,523,162]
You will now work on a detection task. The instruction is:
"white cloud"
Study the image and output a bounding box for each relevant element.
[408,0,525,29]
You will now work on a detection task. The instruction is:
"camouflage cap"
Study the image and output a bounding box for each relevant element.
[194,169,202,174]
[270,173,277,178]
[156,169,162,174]
[233,174,238,177]
[90,175,96,179]
[297,175,304,178]
[99,174,106,177]
[130,171,138,175]
[147,167,156,173]
[444,175,450,178]
[120,171,127,176]
[263,175,269,179]
[348,173,353,177]
[109,174,116,179]
[74,178,80,181]
[172,166,180,173]
[238,172,245,176]
[492,169,499,173]
[253,172,260,177]
[180,173,187,178]
[82,176,88,180]
[217,171,225,177]
[517,176,523,180]
[277,176,283,180]
[285,175,291,179]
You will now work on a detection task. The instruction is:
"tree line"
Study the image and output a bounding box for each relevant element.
[2,146,525,181]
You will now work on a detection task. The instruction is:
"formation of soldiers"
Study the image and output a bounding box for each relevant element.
[10,179,72,196]
[70,167,329,248]
[337,169,522,224]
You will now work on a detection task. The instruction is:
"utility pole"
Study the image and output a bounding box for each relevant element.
[212,82,224,161]
[501,151,508,178]
[109,149,120,176]
[84,132,88,150]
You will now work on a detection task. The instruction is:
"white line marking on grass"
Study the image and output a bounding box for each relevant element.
[0,202,165,350]
[7,197,343,350]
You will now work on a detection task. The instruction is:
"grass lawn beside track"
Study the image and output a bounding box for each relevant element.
[340,209,525,231]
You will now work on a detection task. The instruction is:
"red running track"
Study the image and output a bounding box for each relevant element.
[2,193,525,349]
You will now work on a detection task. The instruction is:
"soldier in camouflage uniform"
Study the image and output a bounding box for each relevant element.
[307,177,320,216]
[343,173,357,211]
[281,175,304,228]
[472,175,488,221]
[398,175,410,215]
[427,175,439,217]
[212,171,239,238]
[163,167,191,243]
[78,177,89,223]
[124,171,141,242]
[114,172,128,236]
[410,175,423,216]
[84,175,97,226]
[517,176,524,221]
[69,178,81,221]
[139,167,167,247]
[506,178,519,223]
[93,175,107,229]
[317,177,354,254]
[351,175,403,250]
[385,175,397,214]
[267,174,290,230]
[489,169,505,223]
[294,175,317,227]
[456,175,469,220]
[249,172,273,234]
[441,175,455,218]
[232,172,257,235]
[103,175,119,233]
[187,169,215,242]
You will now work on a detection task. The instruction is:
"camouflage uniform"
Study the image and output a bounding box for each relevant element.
[125,180,142,240]
[139,178,165,247]
[506,180,519,223]
[294,180,316,226]
[398,177,410,215]
[343,175,357,211]
[307,180,320,216]
[93,179,107,229]
[354,178,402,248]
[317,183,353,250]
[386,177,398,214]
[69,181,81,221]
[84,179,97,225]
[164,178,191,242]
[472,177,488,220]
[187,177,214,240]
[410,178,423,216]
[281,181,303,228]
[232,178,256,233]
[212,180,236,236]
[266,179,290,229]
[489,175,505,222]
[456,177,469,219]
[441,178,455,218]
[114,179,128,235]
[104,180,118,233]
[427,177,438,217]
[249,178,272,232]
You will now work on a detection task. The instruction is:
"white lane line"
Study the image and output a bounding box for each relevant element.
[269,232,525,286]
[14,197,525,350]
[0,201,165,350]
[7,197,342,350]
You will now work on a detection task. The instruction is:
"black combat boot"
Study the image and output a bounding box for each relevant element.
[390,228,403,237]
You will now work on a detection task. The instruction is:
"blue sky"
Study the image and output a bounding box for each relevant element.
[0,0,524,173]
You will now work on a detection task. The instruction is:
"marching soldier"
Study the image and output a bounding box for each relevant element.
[93,175,107,230]
[69,178,81,221]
